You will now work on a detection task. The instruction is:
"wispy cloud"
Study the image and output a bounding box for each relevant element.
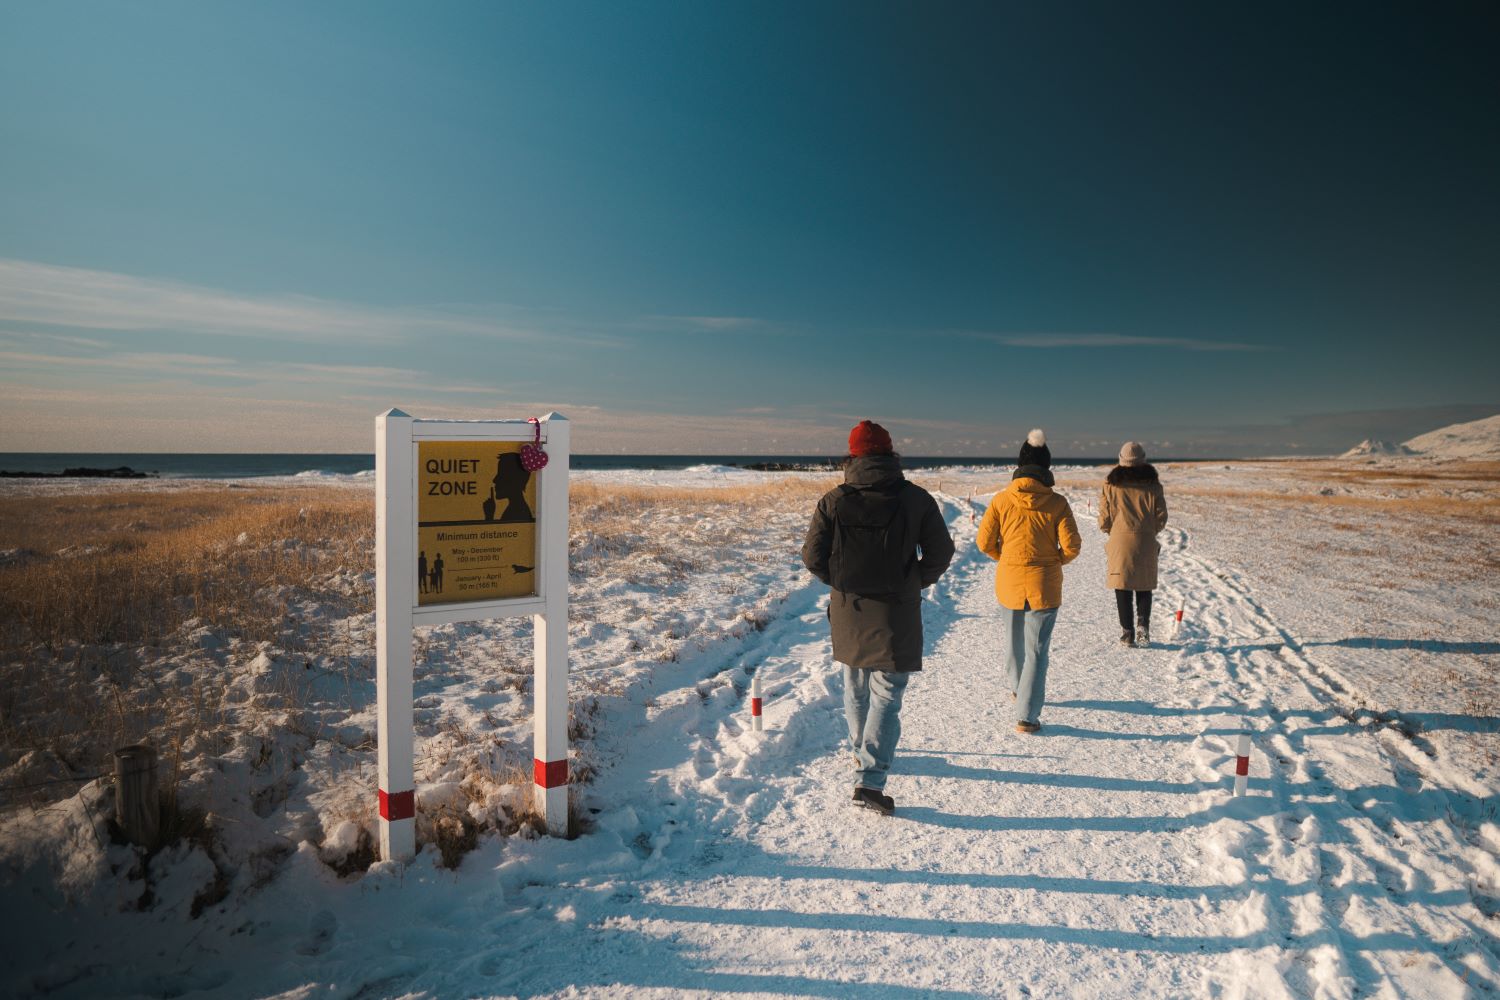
[966,332,1271,352]
[0,382,792,452]
[0,348,501,396]
[0,330,115,351]
[640,315,762,332]
[0,258,594,346]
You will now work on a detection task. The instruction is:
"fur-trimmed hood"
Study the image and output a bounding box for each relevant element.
[1106,463,1159,486]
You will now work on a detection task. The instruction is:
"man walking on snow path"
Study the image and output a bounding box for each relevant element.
[801,420,955,815]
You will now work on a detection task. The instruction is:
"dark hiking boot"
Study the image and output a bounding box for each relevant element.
[1137,622,1150,647]
[852,786,895,815]
[1120,629,1136,648]
[1015,720,1041,734]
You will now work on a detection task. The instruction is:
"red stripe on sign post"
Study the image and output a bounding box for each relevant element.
[379,789,415,821]
[1235,755,1250,776]
[751,697,762,715]
[534,758,569,788]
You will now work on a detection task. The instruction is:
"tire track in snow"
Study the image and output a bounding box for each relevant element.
[1160,523,1500,995]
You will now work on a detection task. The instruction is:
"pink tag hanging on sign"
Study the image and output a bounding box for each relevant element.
[521,417,549,472]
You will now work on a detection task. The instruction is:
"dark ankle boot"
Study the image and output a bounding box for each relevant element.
[852,786,895,815]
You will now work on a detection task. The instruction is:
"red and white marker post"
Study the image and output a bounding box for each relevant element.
[750,673,763,731]
[1233,733,1251,797]
[375,409,571,860]
[1173,604,1185,639]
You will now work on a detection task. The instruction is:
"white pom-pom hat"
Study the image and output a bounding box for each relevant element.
[1019,427,1052,468]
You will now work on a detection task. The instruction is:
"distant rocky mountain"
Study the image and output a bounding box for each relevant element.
[1400,414,1500,460]
[1339,439,1415,459]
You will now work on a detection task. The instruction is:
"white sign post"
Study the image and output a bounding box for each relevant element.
[375,408,571,861]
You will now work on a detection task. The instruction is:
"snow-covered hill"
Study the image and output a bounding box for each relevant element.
[1339,438,1415,458]
[1402,413,1500,460]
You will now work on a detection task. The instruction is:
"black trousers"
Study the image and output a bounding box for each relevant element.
[1114,589,1153,630]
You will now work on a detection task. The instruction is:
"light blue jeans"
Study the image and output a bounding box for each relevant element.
[842,665,910,792]
[1007,605,1058,725]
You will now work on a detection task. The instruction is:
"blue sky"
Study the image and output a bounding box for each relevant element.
[2,1,1496,455]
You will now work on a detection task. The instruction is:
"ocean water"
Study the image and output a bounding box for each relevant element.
[0,453,1194,479]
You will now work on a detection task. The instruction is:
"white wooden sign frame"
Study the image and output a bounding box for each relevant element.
[375,408,571,861]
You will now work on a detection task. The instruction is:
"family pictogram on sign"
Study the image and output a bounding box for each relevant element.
[416,550,446,594]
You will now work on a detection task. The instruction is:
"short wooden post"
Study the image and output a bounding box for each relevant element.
[113,744,160,848]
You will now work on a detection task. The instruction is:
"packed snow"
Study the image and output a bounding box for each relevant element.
[1,461,1497,998]
[1402,414,1500,461]
[1339,440,1415,459]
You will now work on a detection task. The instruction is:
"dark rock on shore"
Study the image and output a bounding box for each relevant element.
[0,466,159,479]
[738,460,841,472]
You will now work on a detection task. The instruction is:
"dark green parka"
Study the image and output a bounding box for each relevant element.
[800,455,956,671]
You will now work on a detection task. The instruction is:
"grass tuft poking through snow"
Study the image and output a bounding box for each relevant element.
[0,473,830,894]
[0,486,373,808]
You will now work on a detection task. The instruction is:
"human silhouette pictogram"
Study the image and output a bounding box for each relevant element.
[418,550,429,593]
[431,552,445,593]
[492,453,535,523]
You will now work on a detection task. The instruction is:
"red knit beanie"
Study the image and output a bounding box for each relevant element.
[848,420,894,457]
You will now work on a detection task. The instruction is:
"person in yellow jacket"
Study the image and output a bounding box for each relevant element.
[976,429,1082,733]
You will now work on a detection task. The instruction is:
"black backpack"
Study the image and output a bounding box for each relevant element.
[829,483,913,594]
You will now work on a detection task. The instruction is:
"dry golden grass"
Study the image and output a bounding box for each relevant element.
[0,486,373,653]
[1313,460,1500,485]
[0,486,374,803]
[565,479,833,622]
[569,476,835,512]
[1059,460,1500,491]
[0,478,827,811]
[1167,486,1500,524]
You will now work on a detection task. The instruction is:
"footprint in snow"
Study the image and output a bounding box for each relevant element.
[296,910,338,957]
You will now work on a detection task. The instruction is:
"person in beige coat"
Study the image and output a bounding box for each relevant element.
[1098,441,1168,647]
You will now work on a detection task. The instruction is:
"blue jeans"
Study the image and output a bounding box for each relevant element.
[1007,605,1057,725]
[842,665,910,792]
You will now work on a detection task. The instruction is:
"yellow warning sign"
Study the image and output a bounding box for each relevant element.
[416,441,538,606]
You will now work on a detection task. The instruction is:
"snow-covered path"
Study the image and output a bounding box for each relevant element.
[448,490,1495,999]
[33,487,1495,999]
